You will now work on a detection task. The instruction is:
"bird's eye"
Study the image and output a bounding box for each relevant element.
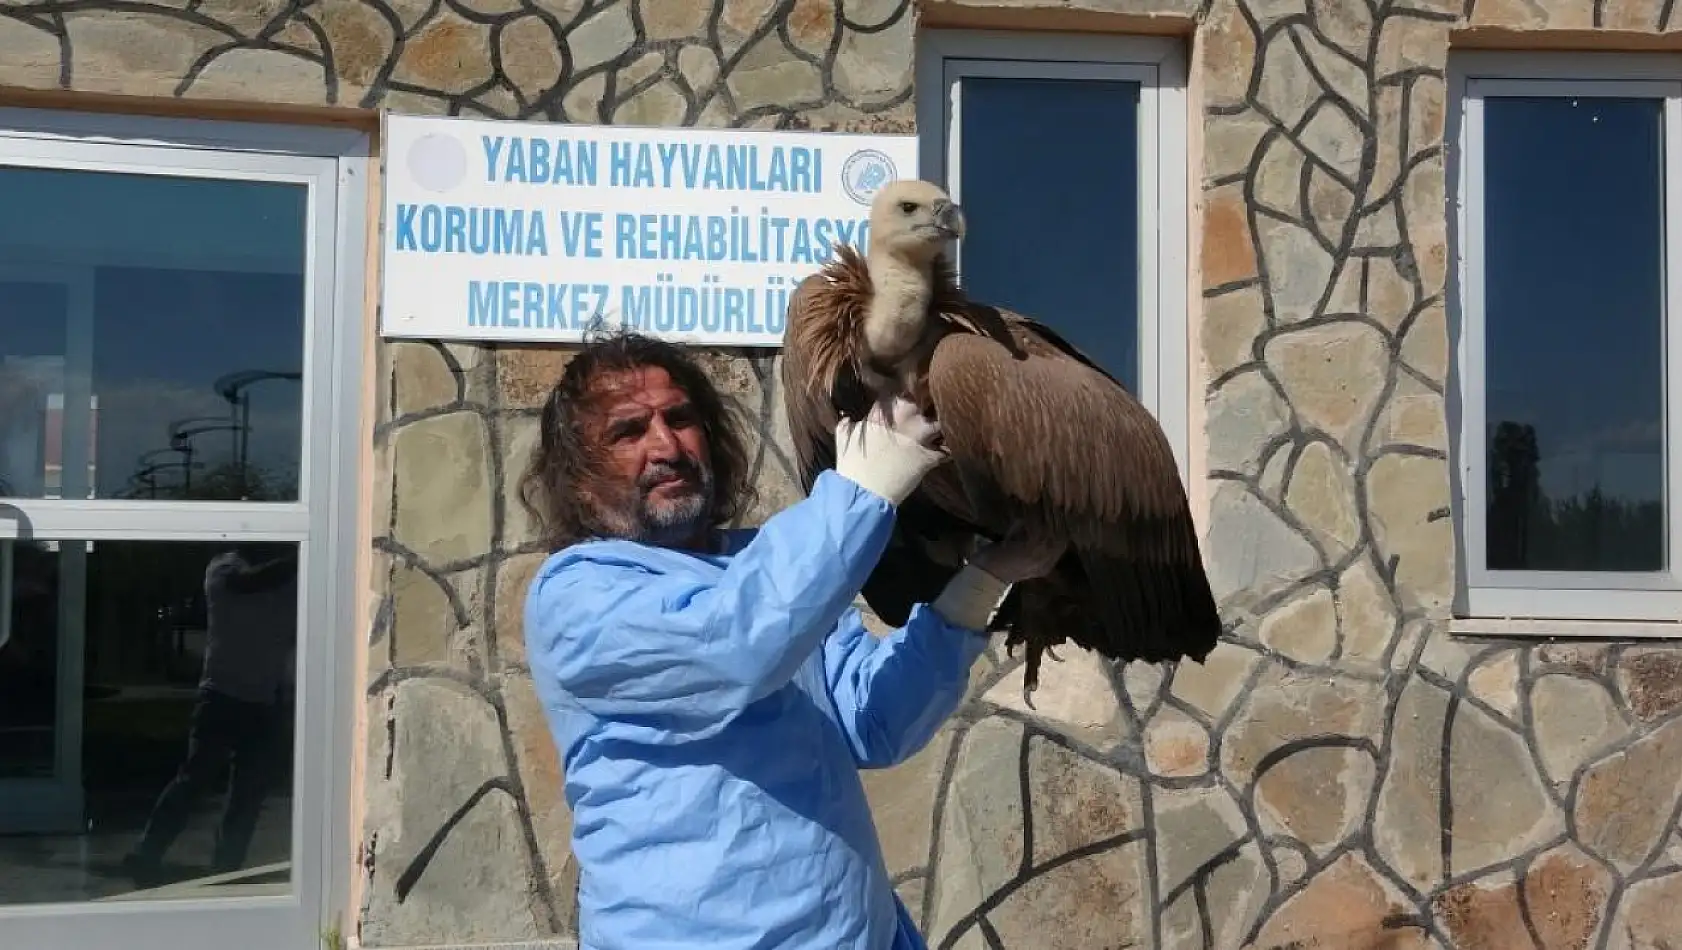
[898,201,917,214]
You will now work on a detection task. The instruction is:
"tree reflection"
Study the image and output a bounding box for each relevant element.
[1486,420,1664,572]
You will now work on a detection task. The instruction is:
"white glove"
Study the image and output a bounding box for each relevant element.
[834,397,946,505]
[931,527,1066,631]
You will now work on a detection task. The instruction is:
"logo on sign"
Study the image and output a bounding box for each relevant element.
[407,133,468,194]
[840,149,896,206]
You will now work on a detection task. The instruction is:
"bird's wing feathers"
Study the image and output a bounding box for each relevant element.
[780,271,846,493]
[925,306,1197,559]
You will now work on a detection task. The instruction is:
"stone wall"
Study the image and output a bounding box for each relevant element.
[6,0,1682,946]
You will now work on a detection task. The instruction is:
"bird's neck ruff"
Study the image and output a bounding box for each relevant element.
[801,244,969,401]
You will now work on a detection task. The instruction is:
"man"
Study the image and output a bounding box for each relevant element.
[520,329,1061,950]
[124,543,297,886]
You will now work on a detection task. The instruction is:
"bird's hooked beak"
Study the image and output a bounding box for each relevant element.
[933,199,965,240]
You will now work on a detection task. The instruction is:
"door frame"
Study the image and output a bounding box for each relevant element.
[0,105,369,950]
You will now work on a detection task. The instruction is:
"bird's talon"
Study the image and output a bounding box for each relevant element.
[1045,646,1062,663]
[1023,683,1037,710]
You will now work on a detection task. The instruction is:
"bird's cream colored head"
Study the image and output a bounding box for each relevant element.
[868,179,965,266]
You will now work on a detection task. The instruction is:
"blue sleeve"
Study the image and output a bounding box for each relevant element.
[525,470,897,745]
[822,602,989,769]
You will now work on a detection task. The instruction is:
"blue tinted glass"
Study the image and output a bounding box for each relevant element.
[956,76,1141,392]
[0,167,307,502]
[0,539,299,903]
[1482,96,1665,572]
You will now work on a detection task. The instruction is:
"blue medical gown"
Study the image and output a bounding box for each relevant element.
[524,470,989,950]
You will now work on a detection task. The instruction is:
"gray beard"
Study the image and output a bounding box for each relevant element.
[601,460,715,548]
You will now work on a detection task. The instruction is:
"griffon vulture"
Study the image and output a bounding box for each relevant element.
[779,179,1223,700]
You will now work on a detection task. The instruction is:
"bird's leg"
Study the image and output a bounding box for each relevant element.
[1023,643,1044,709]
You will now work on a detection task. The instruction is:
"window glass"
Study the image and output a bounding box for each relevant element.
[955,76,1142,393]
[1481,96,1666,572]
[0,167,307,502]
[0,539,297,904]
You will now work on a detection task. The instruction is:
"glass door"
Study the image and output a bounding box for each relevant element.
[0,266,93,839]
[0,108,366,950]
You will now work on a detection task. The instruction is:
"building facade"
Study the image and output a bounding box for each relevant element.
[1,0,1681,947]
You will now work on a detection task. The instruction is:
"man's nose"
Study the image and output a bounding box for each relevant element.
[645,418,681,458]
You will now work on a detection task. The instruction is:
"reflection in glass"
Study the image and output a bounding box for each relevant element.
[956,76,1142,392]
[0,167,307,502]
[1482,96,1666,572]
[0,540,297,904]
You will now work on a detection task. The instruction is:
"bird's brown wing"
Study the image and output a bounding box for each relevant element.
[780,271,847,493]
[925,311,1198,561]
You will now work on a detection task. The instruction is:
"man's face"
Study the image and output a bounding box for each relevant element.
[584,365,714,546]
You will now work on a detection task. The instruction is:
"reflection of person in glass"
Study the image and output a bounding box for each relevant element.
[123,544,297,886]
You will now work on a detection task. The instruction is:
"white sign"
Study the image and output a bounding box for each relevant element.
[378,112,918,347]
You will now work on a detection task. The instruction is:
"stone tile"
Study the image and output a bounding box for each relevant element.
[1143,707,1210,779]
[494,552,547,667]
[360,677,537,945]
[1252,853,1430,947]
[503,671,576,922]
[983,649,1126,749]
[1205,369,1292,475]
[1433,872,1531,950]
[1616,647,1682,722]
[0,15,63,88]
[982,841,1149,950]
[1221,662,1386,786]
[186,47,328,104]
[1466,651,1520,722]
[833,18,912,106]
[500,415,543,549]
[1254,25,1317,129]
[1574,715,1682,872]
[1252,129,1305,220]
[1375,674,1449,888]
[787,0,836,56]
[1374,371,1448,452]
[362,789,544,944]
[1201,284,1267,379]
[1256,744,1376,854]
[1025,736,1141,865]
[1523,843,1611,950]
[499,14,564,98]
[1199,7,1256,108]
[317,0,395,89]
[1258,584,1338,664]
[860,726,950,879]
[392,411,494,565]
[390,562,472,667]
[1606,869,1682,950]
[1530,674,1628,786]
[394,341,460,414]
[1153,784,1247,897]
[928,717,1026,939]
[1169,642,1257,721]
[1448,700,1563,877]
[567,4,636,73]
[393,7,493,93]
[1336,555,1398,671]
[1284,440,1361,559]
[1364,453,1454,612]
[1202,183,1258,288]
[1264,320,1390,450]
[1203,481,1321,603]
[644,0,712,40]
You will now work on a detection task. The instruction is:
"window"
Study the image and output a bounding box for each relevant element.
[0,108,367,948]
[1450,52,1682,625]
[914,30,1191,470]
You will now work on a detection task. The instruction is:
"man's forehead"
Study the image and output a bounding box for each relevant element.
[591,366,692,417]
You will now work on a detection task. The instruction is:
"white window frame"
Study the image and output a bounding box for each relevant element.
[914,29,1193,479]
[1449,51,1682,631]
[0,106,368,949]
